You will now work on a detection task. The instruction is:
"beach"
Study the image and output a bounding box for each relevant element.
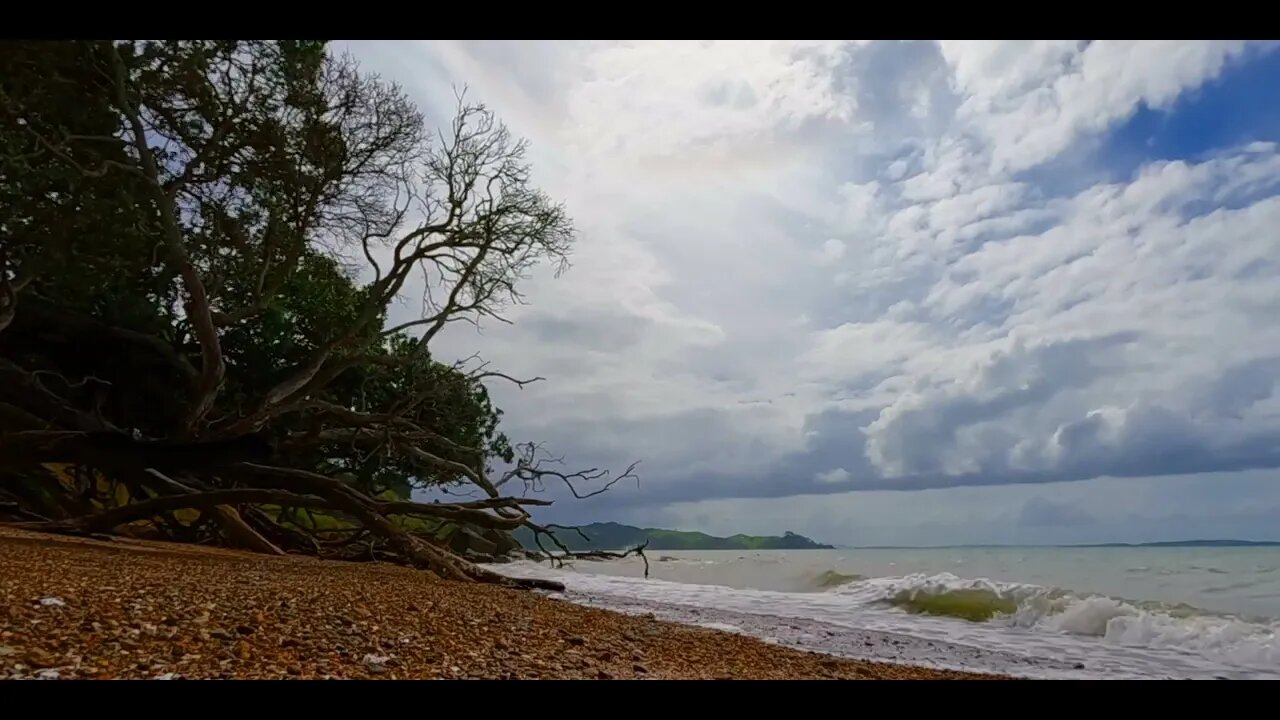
[0,528,1002,680]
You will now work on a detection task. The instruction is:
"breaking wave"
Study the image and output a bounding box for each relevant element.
[494,550,1280,676]
[828,572,1280,666]
[811,569,865,589]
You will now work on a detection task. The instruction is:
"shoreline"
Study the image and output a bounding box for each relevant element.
[0,527,1009,680]
[545,589,1080,679]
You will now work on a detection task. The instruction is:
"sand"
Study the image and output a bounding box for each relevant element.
[0,527,1008,680]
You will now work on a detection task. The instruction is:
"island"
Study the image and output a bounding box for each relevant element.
[514,522,833,551]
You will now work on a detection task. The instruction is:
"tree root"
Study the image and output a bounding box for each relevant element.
[2,465,568,591]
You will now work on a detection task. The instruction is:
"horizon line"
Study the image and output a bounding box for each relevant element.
[829,539,1280,549]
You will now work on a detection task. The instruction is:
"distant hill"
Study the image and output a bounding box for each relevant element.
[1079,539,1280,548]
[849,539,1280,549]
[514,522,833,551]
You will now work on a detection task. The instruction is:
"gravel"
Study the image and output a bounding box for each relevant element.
[0,527,1008,680]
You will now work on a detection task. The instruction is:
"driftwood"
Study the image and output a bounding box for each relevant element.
[565,541,652,579]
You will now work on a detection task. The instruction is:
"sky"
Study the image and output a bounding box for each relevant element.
[338,40,1280,546]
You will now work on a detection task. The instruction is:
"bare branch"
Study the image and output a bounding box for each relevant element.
[470,371,545,389]
[8,488,331,535]
[0,360,113,432]
[523,521,651,578]
[108,43,225,435]
[17,122,140,179]
[142,469,284,555]
[500,442,641,499]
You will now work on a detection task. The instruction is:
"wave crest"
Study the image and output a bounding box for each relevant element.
[811,569,864,589]
[826,571,1280,665]
[889,587,1018,622]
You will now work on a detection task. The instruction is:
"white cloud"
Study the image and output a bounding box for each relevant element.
[818,238,846,264]
[545,40,870,170]
[939,40,1254,173]
[814,468,852,484]
[340,40,1280,535]
[799,319,934,386]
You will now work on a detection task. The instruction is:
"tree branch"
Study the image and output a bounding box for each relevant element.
[7,488,331,535]
[500,442,641,499]
[141,469,284,556]
[108,43,225,436]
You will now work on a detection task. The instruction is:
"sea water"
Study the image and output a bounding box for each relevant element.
[494,546,1280,679]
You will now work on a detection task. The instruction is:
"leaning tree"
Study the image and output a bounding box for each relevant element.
[0,40,640,589]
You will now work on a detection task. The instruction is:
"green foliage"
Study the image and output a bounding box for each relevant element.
[1,40,541,503]
[0,42,170,330]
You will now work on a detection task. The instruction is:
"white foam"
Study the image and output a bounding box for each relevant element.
[497,561,1280,678]
[696,621,745,633]
[1042,596,1134,635]
[829,570,1280,668]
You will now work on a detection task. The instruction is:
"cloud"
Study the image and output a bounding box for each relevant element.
[818,238,846,264]
[938,40,1253,173]
[343,41,1280,537]
[814,468,851,484]
[653,470,1280,547]
[860,332,1141,478]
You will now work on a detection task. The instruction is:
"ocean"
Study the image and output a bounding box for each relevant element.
[495,546,1280,679]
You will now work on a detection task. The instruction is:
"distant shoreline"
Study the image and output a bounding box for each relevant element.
[519,524,1280,552]
[831,540,1280,550]
[515,522,833,552]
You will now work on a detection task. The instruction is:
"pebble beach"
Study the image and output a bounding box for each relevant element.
[0,527,1007,680]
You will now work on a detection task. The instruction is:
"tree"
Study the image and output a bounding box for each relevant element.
[0,40,638,589]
